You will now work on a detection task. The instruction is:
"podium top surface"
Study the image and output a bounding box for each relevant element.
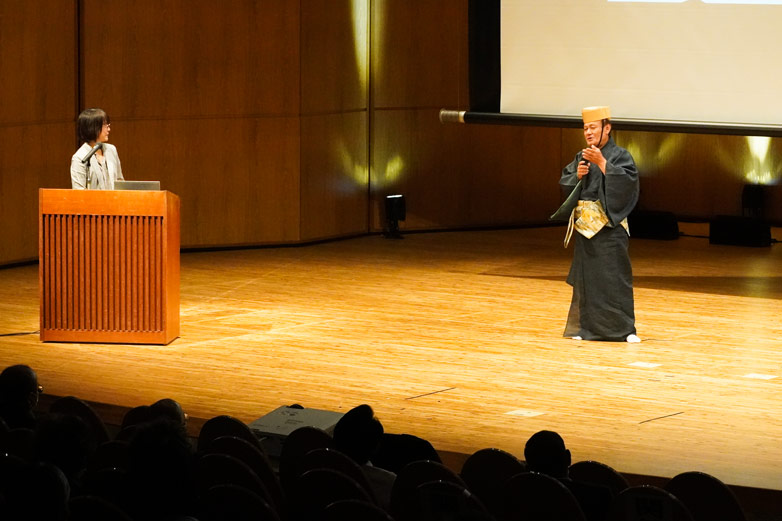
[40,188,179,217]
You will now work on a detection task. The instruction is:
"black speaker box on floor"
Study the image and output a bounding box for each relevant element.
[628,210,680,240]
[709,215,771,247]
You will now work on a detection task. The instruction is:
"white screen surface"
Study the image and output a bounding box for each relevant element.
[500,0,782,127]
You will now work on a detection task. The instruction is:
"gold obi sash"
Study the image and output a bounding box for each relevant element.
[564,200,629,247]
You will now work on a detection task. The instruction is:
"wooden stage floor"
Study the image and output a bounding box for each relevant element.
[1,226,781,492]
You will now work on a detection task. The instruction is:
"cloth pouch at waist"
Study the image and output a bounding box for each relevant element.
[575,200,609,239]
[564,200,629,247]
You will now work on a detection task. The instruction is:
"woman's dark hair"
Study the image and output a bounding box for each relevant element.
[77,108,109,144]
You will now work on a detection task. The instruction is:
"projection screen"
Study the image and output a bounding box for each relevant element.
[501,0,782,128]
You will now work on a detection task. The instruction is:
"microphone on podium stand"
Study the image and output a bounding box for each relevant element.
[81,143,102,189]
[82,143,103,164]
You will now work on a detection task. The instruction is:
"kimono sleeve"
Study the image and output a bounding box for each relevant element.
[603,148,639,226]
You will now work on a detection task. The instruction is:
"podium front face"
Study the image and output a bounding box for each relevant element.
[39,189,180,345]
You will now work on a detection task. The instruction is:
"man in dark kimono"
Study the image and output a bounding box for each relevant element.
[557,106,640,342]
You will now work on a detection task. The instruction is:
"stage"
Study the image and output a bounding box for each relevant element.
[1,225,781,493]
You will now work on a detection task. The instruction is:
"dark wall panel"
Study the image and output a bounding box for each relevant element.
[2,1,779,266]
[0,1,76,125]
[0,1,76,264]
[617,131,782,221]
[300,112,368,241]
[370,0,471,231]
[372,0,467,109]
[301,0,367,114]
[115,117,301,246]
[372,110,561,231]
[299,0,369,241]
[81,0,300,118]
[79,0,303,248]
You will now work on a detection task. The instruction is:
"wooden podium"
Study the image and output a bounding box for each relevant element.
[39,189,180,344]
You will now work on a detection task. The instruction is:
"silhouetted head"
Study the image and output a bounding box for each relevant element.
[126,418,195,519]
[150,398,187,427]
[127,417,193,474]
[0,364,40,402]
[333,404,384,465]
[0,365,41,428]
[35,413,96,483]
[524,430,571,479]
[4,462,70,521]
[121,405,153,431]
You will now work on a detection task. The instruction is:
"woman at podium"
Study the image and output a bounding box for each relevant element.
[70,108,124,189]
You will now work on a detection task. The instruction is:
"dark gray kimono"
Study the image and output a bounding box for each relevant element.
[558,137,640,341]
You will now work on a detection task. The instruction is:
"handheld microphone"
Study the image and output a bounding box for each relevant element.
[580,151,590,168]
[81,143,103,165]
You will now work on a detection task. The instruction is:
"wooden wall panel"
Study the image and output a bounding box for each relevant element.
[458,124,562,225]
[300,112,368,241]
[81,0,300,118]
[299,0,369,240]
[0,1,76,265]
[372,0,468,109]
[370,0,472,232]
[371,110,561,231]
[0,124,74,264]
[620,132,782,222]
[621,132,726,218]
[301,0,368,114]
[0,1,75,125]
[561,127,782,222]
[114,117,301,247]
[371,109,457,229]
[765,185,782,222]
[80,0,304,249]
[3,0,780,267]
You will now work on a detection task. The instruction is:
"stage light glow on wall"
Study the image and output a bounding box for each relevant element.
[617,134,684,176]
[654,135,686,166]
[621,141,646,169]
[351,0,368,89]
[336,139,369,187]
[744,136,777,185]
[747,136,770,162]
[383,155,405,184]
[372,0,387,89]
[371,155,406,190]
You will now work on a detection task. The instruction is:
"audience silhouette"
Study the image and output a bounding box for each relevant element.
[0,363,755,521]
[524,430,614,521]
[35,412,96,494]
[333,404,397,510]
[0,364,41,430]
[150,398,188,427]
[125,414,197,520]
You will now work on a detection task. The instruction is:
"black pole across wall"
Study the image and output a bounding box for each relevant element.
[468,0,500,112]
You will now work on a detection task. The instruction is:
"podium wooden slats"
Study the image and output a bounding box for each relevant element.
[39,189,180,344]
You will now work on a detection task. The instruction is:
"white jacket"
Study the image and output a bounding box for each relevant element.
[70,142,124,190]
